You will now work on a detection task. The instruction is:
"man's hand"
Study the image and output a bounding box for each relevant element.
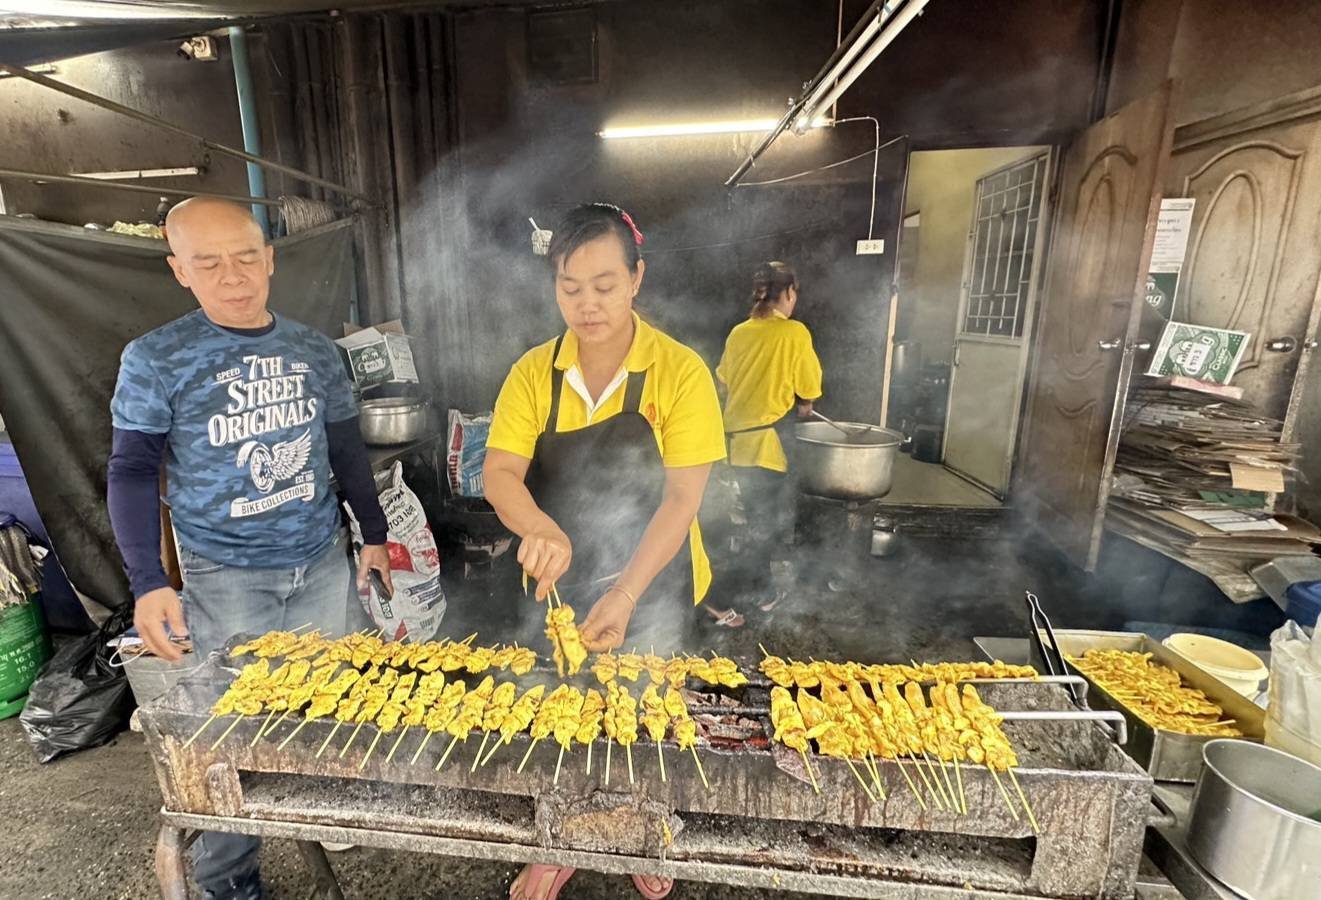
[579,589,635,653]
[134,587,187,662]
[357,544,394,597]
[518,524,572,602]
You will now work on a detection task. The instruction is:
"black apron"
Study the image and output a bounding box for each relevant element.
[519,337,695,652]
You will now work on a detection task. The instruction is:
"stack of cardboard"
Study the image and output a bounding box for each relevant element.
[1106,380,1316,602]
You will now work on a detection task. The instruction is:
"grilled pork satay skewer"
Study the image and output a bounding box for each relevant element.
[546,605,588,677]
[248,661,296,745]
[664,686,709,790]
[962,684,1037,831]
[474,682,517,772]
[552,687,586,786]
[616,652,644,683]
[412,680,466,765]
[883,681,945,810]
[640,684,669,782]
[864,679,926,809]
[267,660,338,747]
[902,681,955,810]
[931,682,969,814]
[388,671,445,763]
[804,687,876,802]
[341,668,399,758]
[483,683,546,767]
[577,689,606,776]
[183,660,271,748]
[360,671,417,770]
[519,684,567,773]
[593,653,619,687]
[438,675,495,772]
[319,665,380,758]
[614,684,640,784]
[283,667,361,752]
[769,687,818,792]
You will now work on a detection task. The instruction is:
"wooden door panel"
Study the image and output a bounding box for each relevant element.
[1170,108,1321,427]
[1019,86,1173,568]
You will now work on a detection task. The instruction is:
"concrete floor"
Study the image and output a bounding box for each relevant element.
[878,454,1000,509]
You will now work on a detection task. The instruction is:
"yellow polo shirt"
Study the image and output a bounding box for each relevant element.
[487,314,726,603]
[716,312,823,472]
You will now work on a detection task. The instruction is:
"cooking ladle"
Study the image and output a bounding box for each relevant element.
[809,409,871,440]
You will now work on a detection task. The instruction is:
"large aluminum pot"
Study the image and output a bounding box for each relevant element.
[793,421,903,501]
[358,398,428,446]
[1186,739,1321,900]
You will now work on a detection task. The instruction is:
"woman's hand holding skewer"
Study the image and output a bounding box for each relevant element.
[517,521,572,602]
[580,588,635,653]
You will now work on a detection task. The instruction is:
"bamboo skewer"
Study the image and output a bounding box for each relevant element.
[210,715,244,751]
[656,742,667,782]
[339,720,367,759]
[605,740,613,785]
[410,732,433,766]
[276,718,309,751]
[988,766,1019,821]
[554,744,566,786]
[359,729,384,771]
[435,735,460,772]
[798,748,820,794]
[252,710,276,746]
[922,751,953,809]
[290,622,315,632]
[480,738,503,767]
[908,754,943,809]
[317,721,342,758]
[518,739,541,774]
[626,744,635,784]
[472,733,490,773]
[1007,768,1039,833]
[865,753,887,799]
[690,746,710,790]
[586,741,593,776]
[955,757,967,815]
[265,710,291,738]
[385,727,410,764]
[847,759,877,802]
[895,758,927,811]
[935,755,958,814]
[183,714,218,749]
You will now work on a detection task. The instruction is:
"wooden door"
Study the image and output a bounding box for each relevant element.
[1162,87,1321,435]
[1018,86,1174,569]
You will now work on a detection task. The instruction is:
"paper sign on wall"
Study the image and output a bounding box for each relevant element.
[1145,198,1195,320]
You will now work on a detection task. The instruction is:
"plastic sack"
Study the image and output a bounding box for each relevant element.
[19,604,133,763]
[1266,621,1321,764]
[346,461,446,642]
[446,409,492,498]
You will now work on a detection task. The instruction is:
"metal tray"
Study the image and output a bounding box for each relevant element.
[1032,630,1264,784]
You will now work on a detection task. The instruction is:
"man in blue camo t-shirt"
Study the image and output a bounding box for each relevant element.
[107,197,391,900]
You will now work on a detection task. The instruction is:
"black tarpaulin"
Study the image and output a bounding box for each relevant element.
[0,215,356,617]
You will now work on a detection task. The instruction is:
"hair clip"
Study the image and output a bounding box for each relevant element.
[619,210,645,247]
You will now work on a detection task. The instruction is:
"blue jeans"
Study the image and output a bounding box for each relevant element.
[180,531,355,899]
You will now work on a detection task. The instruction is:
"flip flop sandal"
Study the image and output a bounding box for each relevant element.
[710,609,745,628]
[631,874,675,899]
[510,864,576,900]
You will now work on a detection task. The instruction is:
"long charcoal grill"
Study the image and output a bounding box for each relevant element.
[140,658,1154,900]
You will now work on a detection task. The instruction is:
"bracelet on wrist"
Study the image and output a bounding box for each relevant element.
[608,584,638,609]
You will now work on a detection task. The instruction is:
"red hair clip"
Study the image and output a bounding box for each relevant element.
[619,210,645,247]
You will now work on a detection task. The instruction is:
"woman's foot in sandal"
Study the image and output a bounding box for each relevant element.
[704,606,745,628]
[631,873,675,899]
[510,864,576,900]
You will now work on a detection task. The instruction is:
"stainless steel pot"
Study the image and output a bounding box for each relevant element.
[1186,739,1321,900]
[793,421,903,501]
[358,398,428,446]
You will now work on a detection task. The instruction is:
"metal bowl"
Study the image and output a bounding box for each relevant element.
[793,421,903,501]
[358,398,428,446]
[1186,739,1321,899]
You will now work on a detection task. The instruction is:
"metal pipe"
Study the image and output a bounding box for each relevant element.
[227,26,270,236]
[998,709,1129,746]
[0,167,285,207]
[0,63,369,203]
[806,0,931,122]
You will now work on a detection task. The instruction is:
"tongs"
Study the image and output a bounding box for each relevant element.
[1026,591,1081,705]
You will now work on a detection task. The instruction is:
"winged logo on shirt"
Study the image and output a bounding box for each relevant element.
[236,429,313,494]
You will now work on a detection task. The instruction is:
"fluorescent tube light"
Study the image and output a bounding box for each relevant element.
[600,118,830,140]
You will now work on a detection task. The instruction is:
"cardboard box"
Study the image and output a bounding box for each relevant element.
[336,320,418,390]
[1145,321,1249,385]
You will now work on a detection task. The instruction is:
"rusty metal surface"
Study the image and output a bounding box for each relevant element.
[140,660,1154,899]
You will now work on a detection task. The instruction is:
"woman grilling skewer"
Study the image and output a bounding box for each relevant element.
[483,203,726,900]
[712,261,822,625]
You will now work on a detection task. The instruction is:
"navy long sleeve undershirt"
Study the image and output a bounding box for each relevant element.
[107,418,389,599]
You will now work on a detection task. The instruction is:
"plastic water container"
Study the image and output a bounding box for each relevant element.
[1163,632,1269,696]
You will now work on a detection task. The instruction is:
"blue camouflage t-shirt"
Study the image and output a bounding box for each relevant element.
[111,310,357,568]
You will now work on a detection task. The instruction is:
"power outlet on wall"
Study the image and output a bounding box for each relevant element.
[856,239,885,255]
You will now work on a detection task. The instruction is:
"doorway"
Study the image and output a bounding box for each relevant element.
[885,146,1052,508]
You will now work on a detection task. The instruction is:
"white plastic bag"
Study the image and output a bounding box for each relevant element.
[1266,621,1321,764]
[346,462,446,642]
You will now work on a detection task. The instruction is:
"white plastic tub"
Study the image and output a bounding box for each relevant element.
[1162,633,1269,697]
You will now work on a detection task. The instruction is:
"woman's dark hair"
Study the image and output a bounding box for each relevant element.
[750,261,797,316]
[547,203,643,274]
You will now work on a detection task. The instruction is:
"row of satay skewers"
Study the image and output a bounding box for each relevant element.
[762,649,1039,831]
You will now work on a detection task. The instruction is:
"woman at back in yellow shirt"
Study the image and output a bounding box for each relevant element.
[484,203,724,900]
[714,261,823,622]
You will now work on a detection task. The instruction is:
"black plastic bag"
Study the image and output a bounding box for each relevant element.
[19,604,133,763]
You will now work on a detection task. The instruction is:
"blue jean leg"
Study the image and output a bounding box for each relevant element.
[179,532,354,898]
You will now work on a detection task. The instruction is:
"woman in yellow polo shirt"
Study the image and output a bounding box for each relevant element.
[486,203,723,900]
[715,261,823,620]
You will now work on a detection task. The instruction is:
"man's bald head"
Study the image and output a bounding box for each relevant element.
[164,196,275,329]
